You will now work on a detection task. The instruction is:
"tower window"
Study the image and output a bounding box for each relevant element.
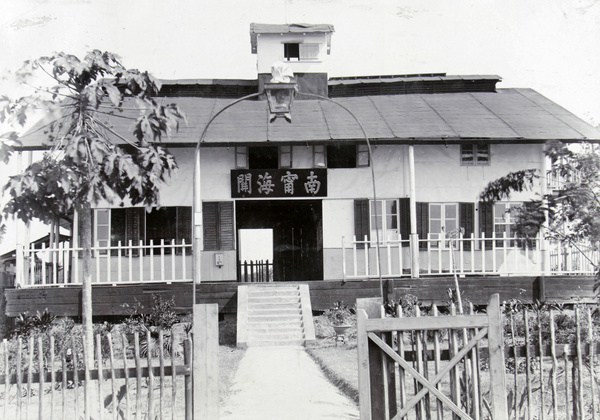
[284,43,300,61]
[284,43,320,61]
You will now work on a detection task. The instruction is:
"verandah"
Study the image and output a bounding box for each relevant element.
[10,232,598,288]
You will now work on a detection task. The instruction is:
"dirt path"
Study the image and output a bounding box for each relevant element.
[220,346,359,419]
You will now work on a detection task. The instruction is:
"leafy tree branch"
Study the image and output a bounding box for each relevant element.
[1,50,186,357]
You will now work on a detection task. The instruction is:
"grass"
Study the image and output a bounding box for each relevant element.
[306,314,359,404]
[218,318,245,405]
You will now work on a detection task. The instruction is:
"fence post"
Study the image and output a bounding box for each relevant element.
[192,303,219,419]
[357,308,371,420]
[487,293,508,418]
[357,297,392,420]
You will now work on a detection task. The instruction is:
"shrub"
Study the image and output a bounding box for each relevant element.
[325,301,355,326]
[6,308,56,339]
[120,294,184,357]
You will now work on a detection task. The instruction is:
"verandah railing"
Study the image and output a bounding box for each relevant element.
[17,240,192,287]
[342,233,600,279]
[239,259,273,283]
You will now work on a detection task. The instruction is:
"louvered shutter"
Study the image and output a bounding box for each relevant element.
[219,202,234,250]
[399,198,411,247]
[127,208,143,256]
[459,203,475,251]
[479,201,494,250]
[176,207,192,254]
[110,209,125,248]
[203,202,219,251]
[416,202,429,249]
[203,202,234,251]
[354,199,369,249]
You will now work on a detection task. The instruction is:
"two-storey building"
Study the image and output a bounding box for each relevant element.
[5,23,600,319]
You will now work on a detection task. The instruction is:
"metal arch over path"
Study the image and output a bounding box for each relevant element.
[191,89,387,301]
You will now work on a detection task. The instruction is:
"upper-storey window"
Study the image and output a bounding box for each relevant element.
[311,144,370,168]
[461,143,490,166]
[279,145,292,168]
[249,146,279,169]
[284,43,320,61]
[237,146,293,169]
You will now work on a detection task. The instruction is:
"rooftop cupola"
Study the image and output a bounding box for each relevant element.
[250,23,335,98]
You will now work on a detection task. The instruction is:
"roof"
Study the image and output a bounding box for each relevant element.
[250,23,335,54]
[17,88,600,148]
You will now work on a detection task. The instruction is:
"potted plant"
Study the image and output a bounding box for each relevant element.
[326,301,355,337]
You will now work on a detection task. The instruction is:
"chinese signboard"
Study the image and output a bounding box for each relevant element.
[231,169,327,198]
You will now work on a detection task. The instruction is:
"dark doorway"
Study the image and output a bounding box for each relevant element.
[236,200,323,281]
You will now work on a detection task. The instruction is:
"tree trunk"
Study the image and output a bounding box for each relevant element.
[79,203,94,365]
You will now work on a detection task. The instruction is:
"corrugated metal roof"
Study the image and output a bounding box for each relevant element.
[17,88,600,149]
[250,23,335,34]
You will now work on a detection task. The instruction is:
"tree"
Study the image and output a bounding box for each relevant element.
[480,141,600,292]
[0,51,185,355]
[0,130,20,238]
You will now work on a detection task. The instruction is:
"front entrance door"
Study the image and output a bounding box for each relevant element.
[236,200,323,281]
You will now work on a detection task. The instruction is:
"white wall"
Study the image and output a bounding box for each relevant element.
[179,141,544,205]
[322,199,354,248]
[414,143,544,202]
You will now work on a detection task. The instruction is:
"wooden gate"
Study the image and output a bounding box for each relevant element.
[357,294,508,420]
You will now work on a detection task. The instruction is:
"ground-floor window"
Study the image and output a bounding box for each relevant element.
[429,203,459,248]
[494,202,522,247]
[370,199,400,243]
[93,206,192,255]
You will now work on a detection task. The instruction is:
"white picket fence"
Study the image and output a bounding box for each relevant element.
[342,233,599,279]
[17,240,193,287]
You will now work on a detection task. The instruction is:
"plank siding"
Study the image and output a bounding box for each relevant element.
[4,275,596,317]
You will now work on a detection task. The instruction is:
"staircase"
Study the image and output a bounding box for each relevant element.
[236,284,316,347]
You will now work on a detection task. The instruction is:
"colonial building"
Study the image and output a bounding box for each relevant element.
[5,23,600,321]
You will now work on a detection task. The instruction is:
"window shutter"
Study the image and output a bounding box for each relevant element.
[203,202,234,251]
[399,198,411,247]
[176,207,192,254]
[110,209,125,247]
[459,202,474,251]
[219,202,234,250]
[416,202,429,249]
[203,202,219,251]
[354,199,369,249]
[479,201,494,250]
[127,208,143,245]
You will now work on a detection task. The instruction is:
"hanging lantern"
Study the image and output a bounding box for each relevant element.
[264,82,297,122]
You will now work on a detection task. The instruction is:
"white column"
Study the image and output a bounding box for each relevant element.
[15,151,25,286]
[193,145,204,297]
[540,150,551,274]
[408,144,420,278]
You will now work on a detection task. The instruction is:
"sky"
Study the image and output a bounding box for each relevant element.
[0,0,599,252]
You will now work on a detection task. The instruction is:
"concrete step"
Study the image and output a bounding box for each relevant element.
[237,283,315,348]
[247,318,302,326]
[248,314,302,323]
[247,287,299,297]
[248,307,302,316]
[248,321,304,331]
[248,303,301,312]
[248,296,301,304]
[246,339,306,347]
[248,331,304,341]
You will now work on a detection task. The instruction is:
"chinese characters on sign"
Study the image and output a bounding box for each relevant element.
[231,169,327,198]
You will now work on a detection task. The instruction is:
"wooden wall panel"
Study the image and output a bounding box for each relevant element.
[4,276,596,318]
